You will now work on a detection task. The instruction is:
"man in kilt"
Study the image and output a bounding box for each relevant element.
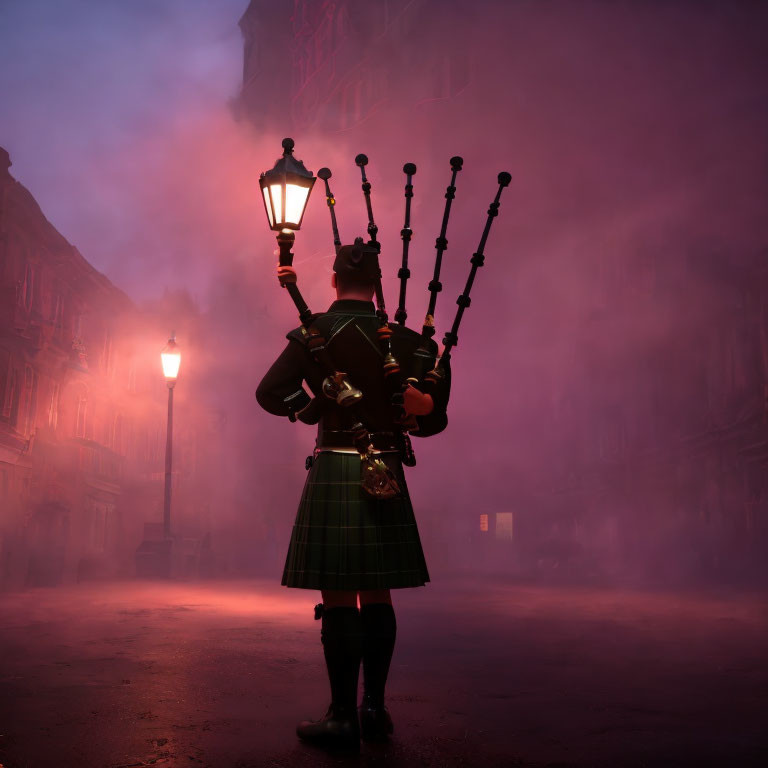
[256,239,450,749]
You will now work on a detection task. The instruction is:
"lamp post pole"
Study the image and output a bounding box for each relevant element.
[160,335,181,545]
[163,380,174,540]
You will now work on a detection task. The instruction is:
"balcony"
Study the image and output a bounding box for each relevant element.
[67,437,124,492]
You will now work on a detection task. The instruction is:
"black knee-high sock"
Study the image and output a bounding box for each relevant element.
[360,602,396,705]
[320,606,363,716]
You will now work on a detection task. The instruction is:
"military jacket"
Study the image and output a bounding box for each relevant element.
[256,299,450,439]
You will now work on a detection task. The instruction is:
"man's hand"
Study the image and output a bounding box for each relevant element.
[277,263,297,285]
[295,397,323,425]
[403,384,433,416]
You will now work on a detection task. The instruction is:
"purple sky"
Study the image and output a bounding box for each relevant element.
[0,0,247,298]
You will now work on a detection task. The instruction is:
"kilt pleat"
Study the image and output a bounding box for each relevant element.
[281,451,430,590]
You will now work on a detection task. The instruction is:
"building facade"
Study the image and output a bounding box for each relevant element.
[236,0,470,139]
[0,149,218,588]
[233,4,768,584]
[497,230,768,585]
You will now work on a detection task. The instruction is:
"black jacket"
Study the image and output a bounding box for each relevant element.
[256,299,450,438]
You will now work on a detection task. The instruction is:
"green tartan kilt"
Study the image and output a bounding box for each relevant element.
[281,450,430,590]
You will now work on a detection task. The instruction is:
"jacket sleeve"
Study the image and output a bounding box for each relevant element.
[255,339,312,418]
[411,345,451,438]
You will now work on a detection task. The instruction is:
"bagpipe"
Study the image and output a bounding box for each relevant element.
[259,139,511,496]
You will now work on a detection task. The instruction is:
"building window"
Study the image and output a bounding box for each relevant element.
[102,331,113,377]
[479,513,489,532]
[495,512,514,542]
[427,53,471,103]
[75,389,88,438]
[243,39,258,82]
[3,368,20,427]
[22,365,37,435]
[340,78,362,129]
[20,262,35,311]
[48,382,59,429]
[112,413,124,454]
[0,348,10,419]
[336,4,351,37]
[87,498,109,553]
[52,292,64,330]
[149,424,162,462]
[123,416,134,458]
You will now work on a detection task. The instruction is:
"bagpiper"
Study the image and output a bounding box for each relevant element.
[254,139,509,750]
[256,238,450,748]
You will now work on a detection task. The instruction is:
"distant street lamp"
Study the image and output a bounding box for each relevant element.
[259,138,316,325]
[161,335,180,541]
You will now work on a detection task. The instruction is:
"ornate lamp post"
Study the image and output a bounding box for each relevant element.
[160,334,181,541]
[259,137,316,324]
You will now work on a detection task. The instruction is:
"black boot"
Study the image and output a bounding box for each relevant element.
[359,602,396,741]
[296,605,362,749]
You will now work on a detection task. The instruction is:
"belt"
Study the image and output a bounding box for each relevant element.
[316,430,400,452]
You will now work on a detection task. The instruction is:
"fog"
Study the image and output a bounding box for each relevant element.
[2,0,768,589]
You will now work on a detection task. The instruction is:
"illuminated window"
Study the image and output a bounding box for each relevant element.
[496,512,514,541]
[479,513,489,532]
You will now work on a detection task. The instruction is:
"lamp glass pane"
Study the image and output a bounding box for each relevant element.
[269,184,283,226]
[262,187,274,227]
[285,183,309,226]
[161,351,181,380]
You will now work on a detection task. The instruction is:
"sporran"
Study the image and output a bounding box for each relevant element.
[361,453,401,499]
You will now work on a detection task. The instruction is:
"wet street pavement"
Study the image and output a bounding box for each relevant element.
[0,577,766,768]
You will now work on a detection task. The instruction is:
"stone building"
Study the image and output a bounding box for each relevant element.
[0,149,217,588]
[236,0,470,139]
[232,3,768,585]
[511,222,768,585]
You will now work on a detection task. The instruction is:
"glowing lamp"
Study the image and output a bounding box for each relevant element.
[259,138,315,231]
[161,335,181,384]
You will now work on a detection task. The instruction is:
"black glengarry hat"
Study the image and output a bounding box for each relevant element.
[333,237,381,282]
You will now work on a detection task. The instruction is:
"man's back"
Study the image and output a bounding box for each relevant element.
[257,298,449,438]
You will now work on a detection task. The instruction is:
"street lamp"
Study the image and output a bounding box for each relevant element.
[161,334,180,541]
[260,138,316,325]
[260,137,315,232]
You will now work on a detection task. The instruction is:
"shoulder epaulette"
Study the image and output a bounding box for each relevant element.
[286,314,322,345]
